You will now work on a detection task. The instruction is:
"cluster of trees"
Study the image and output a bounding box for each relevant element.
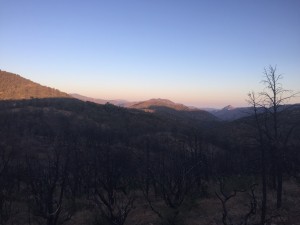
[0,124,216,225]
[0,67,299,225]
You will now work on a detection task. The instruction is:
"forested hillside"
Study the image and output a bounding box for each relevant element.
[0,97,299,225]
[0,70,70,99]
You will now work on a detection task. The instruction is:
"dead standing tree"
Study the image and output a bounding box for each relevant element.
[215,178,257,225]
[142,138,199,225]
[26,141,72,225]
[0,144,15,225]
[91,145,135,225]
[247,92,267,224]
[248,66,299,220]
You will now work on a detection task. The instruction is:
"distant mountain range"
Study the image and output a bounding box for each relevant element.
[70,93,136,107]
[70,93,251,121]
[70,94,217,122]
[2,70,298,122]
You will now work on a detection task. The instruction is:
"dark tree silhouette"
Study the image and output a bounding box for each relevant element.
[215,178,257,225]
[0,145,15,225]
[248,66,299,220]
[26,141,72,225]
[142,137,200,225]
[90,145,135,225]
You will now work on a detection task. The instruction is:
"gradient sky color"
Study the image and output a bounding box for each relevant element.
[1,0,300,108]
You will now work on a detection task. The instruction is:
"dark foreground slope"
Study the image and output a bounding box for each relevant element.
[0,97,227,225]
[1,97,300,225]
[1,72,300,224]
[0,98,181,147]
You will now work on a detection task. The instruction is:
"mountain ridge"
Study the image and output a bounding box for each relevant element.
[71,94,217,123]
[0,70,70,100]
[4,70,298,122]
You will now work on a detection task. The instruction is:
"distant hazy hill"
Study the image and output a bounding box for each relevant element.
[209,104,300,121]
[130,98,190,111]
[70,93,109,104]
[70,93,136,107]
[129,98,217,123]
[0,70,70,100]
[210,105,253,121]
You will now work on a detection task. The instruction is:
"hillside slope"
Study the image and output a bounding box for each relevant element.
[0,70,70,100]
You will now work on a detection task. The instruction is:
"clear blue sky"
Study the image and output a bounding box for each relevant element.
[1,0,299,107]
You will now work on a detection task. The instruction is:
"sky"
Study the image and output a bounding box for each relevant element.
[1,0,300,108]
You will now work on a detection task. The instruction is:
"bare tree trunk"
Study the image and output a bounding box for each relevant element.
[247,92,267,225]
[261,146,267,225]
[276,153,283,209]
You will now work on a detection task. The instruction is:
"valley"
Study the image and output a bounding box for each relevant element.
[0,71,300,225]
